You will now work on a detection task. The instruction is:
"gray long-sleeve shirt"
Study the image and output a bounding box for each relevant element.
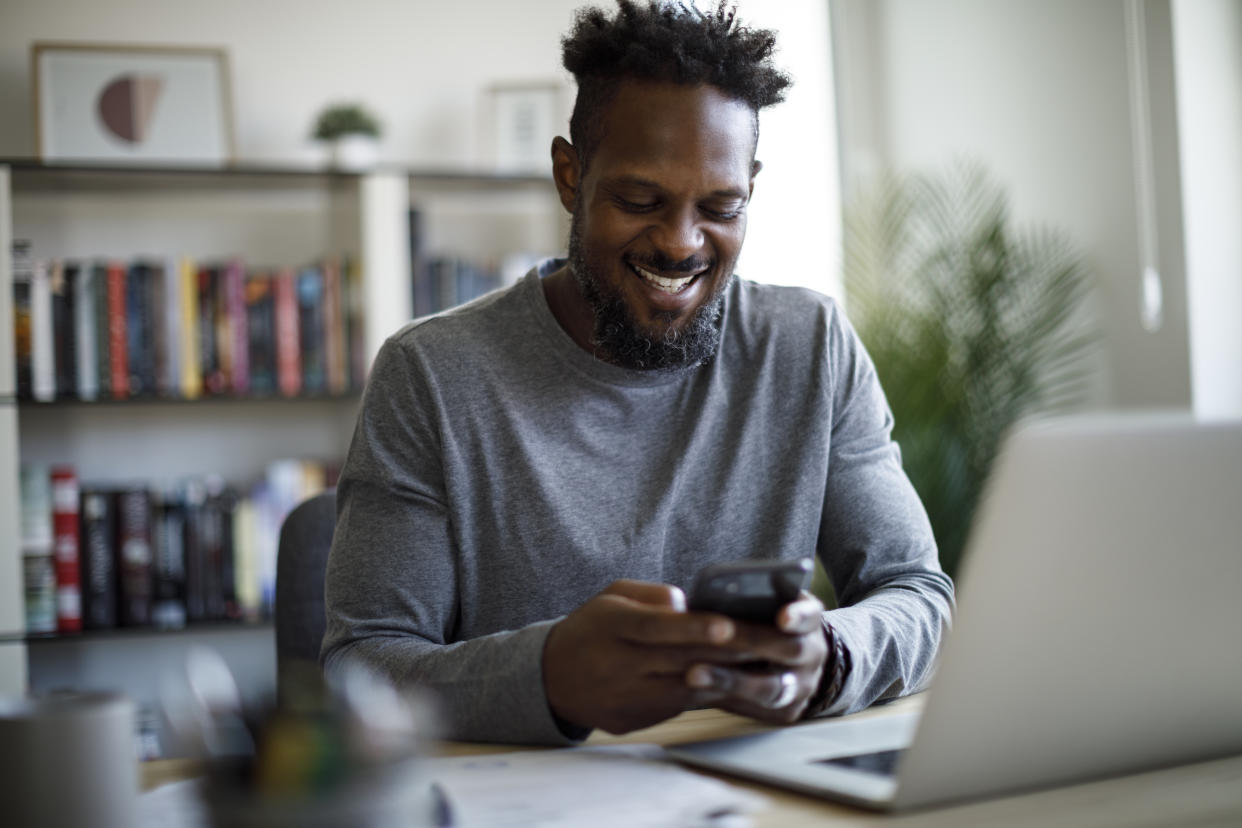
[321,259,954,744]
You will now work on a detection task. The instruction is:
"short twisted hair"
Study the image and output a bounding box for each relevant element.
[561,1,791,167]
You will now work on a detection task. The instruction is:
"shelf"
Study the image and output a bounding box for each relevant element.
[2,618,273,645]
[16,391,362,408]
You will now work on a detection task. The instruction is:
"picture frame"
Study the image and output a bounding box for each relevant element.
[32,42,235,167]
[484,82,566,175]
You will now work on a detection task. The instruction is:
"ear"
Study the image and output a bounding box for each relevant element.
[551,136,581,213]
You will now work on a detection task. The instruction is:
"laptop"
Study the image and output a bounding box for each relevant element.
[667,413,1242,811]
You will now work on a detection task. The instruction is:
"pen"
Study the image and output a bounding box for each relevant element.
[430,781,455,827]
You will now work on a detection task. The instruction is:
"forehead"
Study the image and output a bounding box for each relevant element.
[588,80,756,189]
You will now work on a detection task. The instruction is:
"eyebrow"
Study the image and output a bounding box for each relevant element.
[604,175,749,201]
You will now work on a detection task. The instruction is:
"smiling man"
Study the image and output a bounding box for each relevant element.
[321,1,954,744]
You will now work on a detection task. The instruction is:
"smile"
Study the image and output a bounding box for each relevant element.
[630,262,705,295]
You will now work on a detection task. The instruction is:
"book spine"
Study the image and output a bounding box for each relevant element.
[115,489,153,626]
[182,481,206,623]
[274,267,301,397]
[126,262,156,396]
[198,265,226,394]
[79,489,117,629]
[75,263,99,400]
[151,489,187,630]
[51,261,78,400]
[93,263,111,399]
[163,255,181,397]
[31,260,56,402]
[244,272,276,395]
[20,465,56,633]
[51,467,83,633]
[179,257,201,400]
[12,261,32,400]
[226,259,249,395]
[107,262,129,400]
[150,260,169,396]
[297,266,326,394]
[323,258,347,395]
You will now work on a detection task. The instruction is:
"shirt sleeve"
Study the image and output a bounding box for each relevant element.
[814,306,956,715]
[319,333,578,745]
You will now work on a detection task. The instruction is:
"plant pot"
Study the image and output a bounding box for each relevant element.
[330,134,379,171]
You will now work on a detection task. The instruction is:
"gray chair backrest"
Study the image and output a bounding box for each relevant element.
[274,490,337,693]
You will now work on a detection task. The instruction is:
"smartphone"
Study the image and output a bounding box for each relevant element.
[687,557,813,625]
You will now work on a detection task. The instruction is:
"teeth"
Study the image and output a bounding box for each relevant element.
[633,264,696,294]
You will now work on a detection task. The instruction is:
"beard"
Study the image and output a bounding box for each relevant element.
[567,209,731,372]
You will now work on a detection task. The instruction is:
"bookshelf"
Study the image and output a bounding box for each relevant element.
[0,160,563,717]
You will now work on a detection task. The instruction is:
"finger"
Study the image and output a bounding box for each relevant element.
[705,621,821,666]
[603,580,687,611]
[685,664,805,709]
[627,643,773,677]
[602,595,734,646]
[777,593,825,635]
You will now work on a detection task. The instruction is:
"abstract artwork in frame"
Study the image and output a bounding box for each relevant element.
[33,42,234,167]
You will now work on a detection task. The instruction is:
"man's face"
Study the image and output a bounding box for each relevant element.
[560,80,759,370]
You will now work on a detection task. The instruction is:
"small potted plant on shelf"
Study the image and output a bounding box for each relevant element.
[312,103,383,170]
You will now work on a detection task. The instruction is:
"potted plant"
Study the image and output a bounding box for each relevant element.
[312,103,382,170]
[843,162,1095,578]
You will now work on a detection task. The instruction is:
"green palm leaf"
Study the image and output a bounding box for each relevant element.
[843,162,1095,578]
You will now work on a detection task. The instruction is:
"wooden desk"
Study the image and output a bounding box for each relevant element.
[145,695,1242,827]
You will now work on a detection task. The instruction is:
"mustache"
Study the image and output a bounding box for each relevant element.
[627,252,713,274]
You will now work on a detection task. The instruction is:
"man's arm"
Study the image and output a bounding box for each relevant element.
[814,307,956,715]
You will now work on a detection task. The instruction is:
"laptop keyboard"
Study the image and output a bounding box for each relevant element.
[814,748,904,777]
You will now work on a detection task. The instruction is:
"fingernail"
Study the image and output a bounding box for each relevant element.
[708,618,734,643]
[687,665,713,688]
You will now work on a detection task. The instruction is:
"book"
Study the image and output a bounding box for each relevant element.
[244,271,277,395]
[20,465,55,633]
[12,241,33,400]
[199,264,226,395]
[225,259,249,395]
[51,260,79,400]
[297,265,326,394]
[162,255,182,397]
[106,261,129,400]
[152,487,187,630]
[92,262,112,399]
[74,261,99,400]
[149,259,169,396]
[274,267,301,397]
[179,257,202,400]
[80,488,117,629]
[31,260,56,402]
[182,479,208,623]
[323,258,347,395]
[51,467,83,633]
[126,261,157,396]
[115,488,153,626]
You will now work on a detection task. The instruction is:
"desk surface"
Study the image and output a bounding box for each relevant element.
[144,695,1242,827]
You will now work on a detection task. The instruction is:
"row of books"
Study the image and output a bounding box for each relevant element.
[19,460,335,634]
[10,240,366,403]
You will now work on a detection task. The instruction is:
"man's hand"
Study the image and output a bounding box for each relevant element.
[684,592,830,724]
[543,580,738,734]
[543,583,830,733]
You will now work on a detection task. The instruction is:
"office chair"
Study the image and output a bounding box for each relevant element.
[274,489,337,697]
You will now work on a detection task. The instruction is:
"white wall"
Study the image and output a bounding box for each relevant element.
[0,0,840,295]
[833,0,1201,410]
[1172,0,1242,419]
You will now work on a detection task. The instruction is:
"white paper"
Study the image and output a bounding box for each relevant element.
[426,744,766,828]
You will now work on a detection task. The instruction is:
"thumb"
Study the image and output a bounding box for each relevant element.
[602,579,687,611]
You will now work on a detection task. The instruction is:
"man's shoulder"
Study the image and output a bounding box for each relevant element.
[727,277,844,340]
[387,276,531,358]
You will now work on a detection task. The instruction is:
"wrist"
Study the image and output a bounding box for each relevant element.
[803,621,851,718]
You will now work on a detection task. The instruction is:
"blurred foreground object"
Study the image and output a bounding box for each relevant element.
[844,162,1095,577]
[0,691,138,828]
[163,648,433,827]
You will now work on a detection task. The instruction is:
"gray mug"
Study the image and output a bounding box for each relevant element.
[0,691,138,828]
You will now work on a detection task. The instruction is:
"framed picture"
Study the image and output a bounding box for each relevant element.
[33,42,234,166]
[485,82,566,175]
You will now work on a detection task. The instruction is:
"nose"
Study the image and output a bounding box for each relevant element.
[648,205,704,265]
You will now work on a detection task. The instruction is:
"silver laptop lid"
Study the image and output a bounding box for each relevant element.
[894,413,1242,809]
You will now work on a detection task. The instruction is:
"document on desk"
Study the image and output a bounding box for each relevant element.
[427,743,767,827]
